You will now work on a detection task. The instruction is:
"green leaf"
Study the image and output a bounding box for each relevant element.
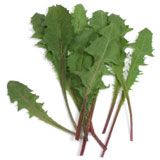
[43,5,73,54]
[72,4,88,34]
[7,81,75,135]
[67,25,99,107]
[107,14,132,104]
[90,10,108,31]
[108,14,132,36]
[42,5,73,87]
[67,28,96,107]
[68,28,95,73]
[31,13,46,39]
[108,17,133,132]
[88,23,124,65]
[78,23,120,96]
[103,14,131,66]
[31,6,76,129]
[126,28,153,89]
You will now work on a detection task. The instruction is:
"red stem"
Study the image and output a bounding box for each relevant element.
[75,96,87,140]
[80,99,96,155]
[80,138,87,156]
[126,95,133,141]
[102,81,119,134]
[80,122,107,155]
[90,123,106,149]
[102,106,114,134]
[102,93,118,134]
[71,89,106,152]
[101,94,124,157]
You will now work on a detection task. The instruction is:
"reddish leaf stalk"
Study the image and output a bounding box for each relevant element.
[90,123,106,149]
[71,89,106,151]
[80,99,96,155]
[102,80,119,134]
[102,92,118,134]
[126,94,133,141]
[75,96,88,140]
[121,79,134,141]
[102,83,133,141]
[101,93,124,157]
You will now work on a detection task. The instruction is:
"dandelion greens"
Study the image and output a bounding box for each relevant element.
[7,4,153,158]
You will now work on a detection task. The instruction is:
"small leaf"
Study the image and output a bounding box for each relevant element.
[90,10,108,31]
[31,13,46,39]
[108,14,132,36]
[7,81,75,135]
[126,28,153,89]
[72,4,88,34]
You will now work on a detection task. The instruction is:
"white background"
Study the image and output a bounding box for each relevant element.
[0,0,160,159]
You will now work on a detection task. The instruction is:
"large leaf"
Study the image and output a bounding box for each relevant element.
[67,27,96,108]
[126,28,153,89]
[78,23,120,96]
[67,13,110,106]
[31,5,73,69]
[68,8,100,107]
[68,9,107,100]
[40,5,73,75]
[31,5,76,129]
[7,81,74,135]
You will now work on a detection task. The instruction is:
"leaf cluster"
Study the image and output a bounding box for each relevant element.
[7,4,153,157]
